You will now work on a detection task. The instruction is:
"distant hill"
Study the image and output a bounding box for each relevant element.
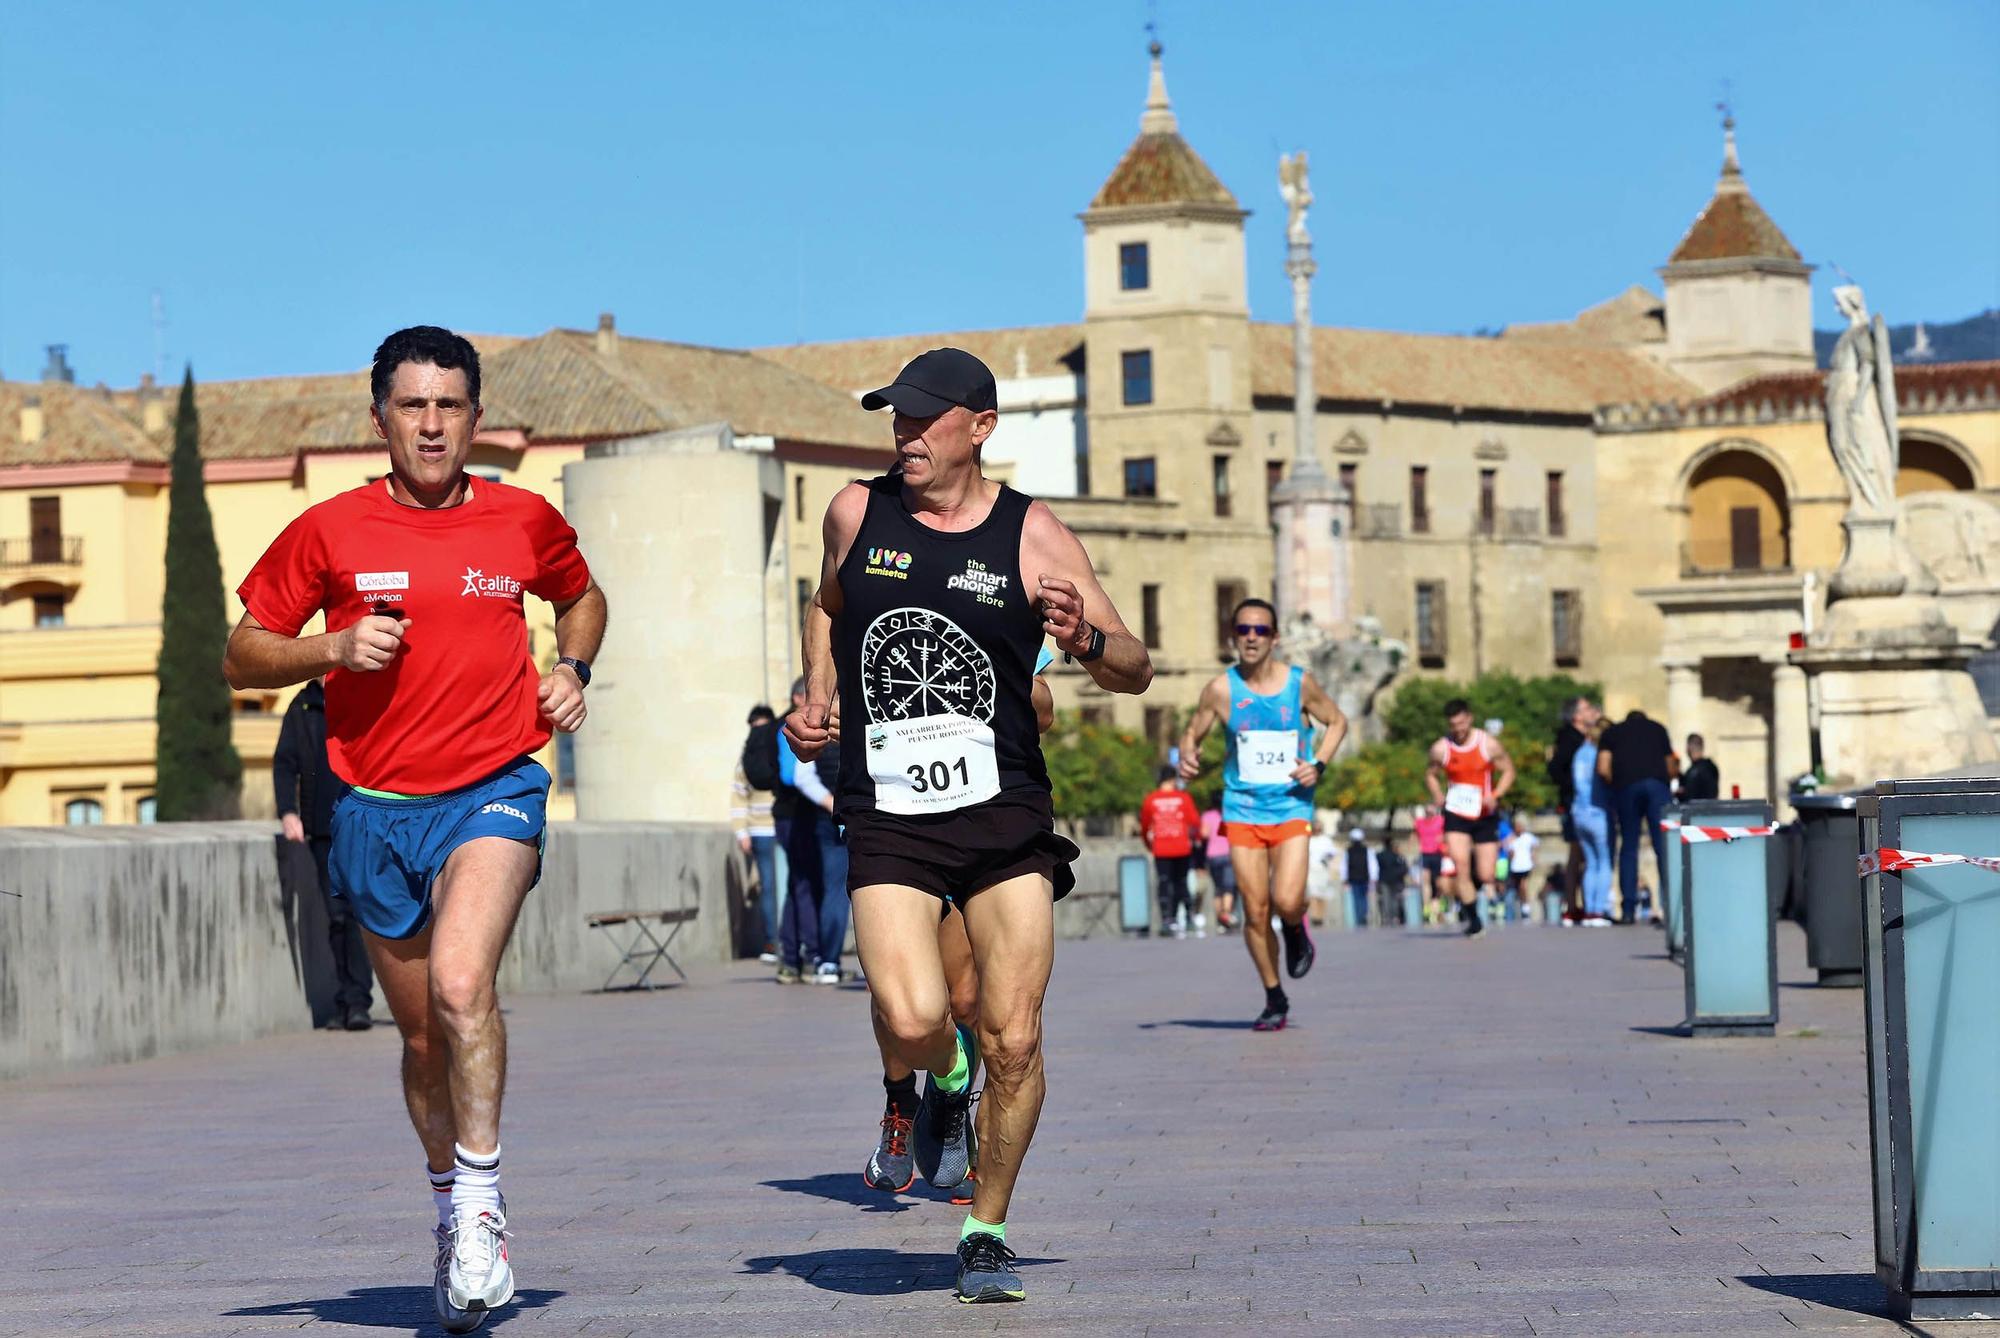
[1815,308,1999,367]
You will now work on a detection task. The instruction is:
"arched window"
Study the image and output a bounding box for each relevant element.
[1898,435,1976,495]
[1685,448,1790,574]
[64,797,104,825]
[135,796,158,824]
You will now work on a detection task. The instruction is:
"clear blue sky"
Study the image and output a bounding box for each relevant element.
[2,0,1994,386]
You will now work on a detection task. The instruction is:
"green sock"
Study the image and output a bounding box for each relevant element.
[961,1214,1005,1242]
[935,1028,970,1095]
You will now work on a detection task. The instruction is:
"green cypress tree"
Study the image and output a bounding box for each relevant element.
[154,367,242,819]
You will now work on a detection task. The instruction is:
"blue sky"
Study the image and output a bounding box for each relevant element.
[2,0,1994,386]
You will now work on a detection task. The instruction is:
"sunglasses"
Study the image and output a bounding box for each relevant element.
[1234,623,1274,637]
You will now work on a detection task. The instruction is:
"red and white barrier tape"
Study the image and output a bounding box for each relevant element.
[1858,847,2000,877]
[1677,825,1775,844]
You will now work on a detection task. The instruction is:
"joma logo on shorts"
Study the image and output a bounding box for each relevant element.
[480,802,530,823]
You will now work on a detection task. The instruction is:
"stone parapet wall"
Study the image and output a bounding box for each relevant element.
[0,821,738,1081]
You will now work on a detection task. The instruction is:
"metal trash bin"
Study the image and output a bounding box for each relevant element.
[1117,854,1152,935]
[1659,803,1685,960]
[1401,884,1423,928]
[1858,775,2000,1321]
[1793,791,1865,988]
[1679,798,1777,1037]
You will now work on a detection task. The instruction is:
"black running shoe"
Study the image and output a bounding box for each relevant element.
[1252,1005,1288,1032]
[913,1074,974,1189]
[864,1108,915,1193]
[955,1232,1025,1303]
[1281,921,1315,979]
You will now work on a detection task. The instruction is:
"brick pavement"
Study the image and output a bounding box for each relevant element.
[4,917,1994,1337]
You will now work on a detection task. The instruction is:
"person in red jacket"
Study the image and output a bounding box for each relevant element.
[1140,768,1201,937]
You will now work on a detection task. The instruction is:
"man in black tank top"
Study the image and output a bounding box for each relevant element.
[786,348,1153,1304]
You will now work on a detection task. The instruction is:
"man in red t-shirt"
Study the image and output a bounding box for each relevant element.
[1139,768,1201,937]
[224,326,606,1332]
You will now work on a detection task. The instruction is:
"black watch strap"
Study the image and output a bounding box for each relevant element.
[557,656,592,687]
[1077,624,1107,663]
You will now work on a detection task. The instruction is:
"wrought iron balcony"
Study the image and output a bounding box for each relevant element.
[0,536,83,569]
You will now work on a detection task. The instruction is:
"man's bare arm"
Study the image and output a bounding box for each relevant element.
[1177,675,1228,780]
[551,581,607,665]
[1033,676,1055,734]
[785,483,867,761]
[1490,741,1517,802]
[223,610,408,690]
[1424,755,1446,806]
[1295,672,1350,787]
[1023,501,1151,695]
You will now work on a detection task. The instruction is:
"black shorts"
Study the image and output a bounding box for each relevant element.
[1443,812,1501,845]
[842,788,1078,905]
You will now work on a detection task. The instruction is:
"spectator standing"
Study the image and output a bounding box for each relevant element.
[788,734,852,982]
[1679,733,1721,801]
[776,677,828,984]
[1570,714,1616,924]
[1306,820,1338,927]
[1506,821,1539,914]
[1199,806,1237,932]
[1376,838,1411,924]
[1547,697,1600,921]
[1140,768,1200,938]
[1597,709,1680,923]
[273,676,373,1030]
[1343,828,1377,929]
[1413,805,1446,919]
[733,705,785,962]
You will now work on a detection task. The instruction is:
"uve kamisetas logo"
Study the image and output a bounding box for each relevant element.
[461,567,523,599]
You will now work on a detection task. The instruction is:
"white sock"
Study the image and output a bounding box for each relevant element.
[451,1143,502,1219]
[428,1164,456,1230]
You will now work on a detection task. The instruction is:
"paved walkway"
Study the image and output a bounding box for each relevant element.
[4,916,1990,1336]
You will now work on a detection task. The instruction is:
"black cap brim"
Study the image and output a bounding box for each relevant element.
[861,381,957,415]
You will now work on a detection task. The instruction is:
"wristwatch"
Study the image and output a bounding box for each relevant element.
[1065,623,1106,664]
[557,656,592,687]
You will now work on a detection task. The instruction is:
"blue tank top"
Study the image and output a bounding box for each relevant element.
[1222,664,1315,824]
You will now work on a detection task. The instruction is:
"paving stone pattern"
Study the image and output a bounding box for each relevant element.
[4,919,1993,1336]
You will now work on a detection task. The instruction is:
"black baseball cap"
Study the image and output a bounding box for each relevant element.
[861,347,998,416]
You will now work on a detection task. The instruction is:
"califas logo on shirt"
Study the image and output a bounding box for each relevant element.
[947,557,1008,608]
[460,567,523,599]
[355,571,409,592]
[864,547,913,580]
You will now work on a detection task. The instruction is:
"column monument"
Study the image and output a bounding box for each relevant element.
[1268,151,1403,737]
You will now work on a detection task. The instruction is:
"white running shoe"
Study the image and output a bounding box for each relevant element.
[446,1203,514,1315]
[433,1226,488,1333]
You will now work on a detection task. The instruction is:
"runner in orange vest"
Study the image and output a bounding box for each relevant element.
[1424,699,1517,938]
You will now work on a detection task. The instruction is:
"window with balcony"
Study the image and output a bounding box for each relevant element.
[1478,468,1497,536]
[1267,460,1285,523]
[1552,589,1582,666]
[30,496,61,562]
[1123,457,1157,499]
[1415,580,1447,667]
[1546,471,1567,538]
[1119,241,1150,291]
[1409,466,1430,534]
[1685,449,1790,574]
[1121,350,1153,406]
[1141,583,1161,649]
[1211,455,1232,517]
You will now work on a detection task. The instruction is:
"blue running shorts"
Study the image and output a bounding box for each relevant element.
[328,755,550,940]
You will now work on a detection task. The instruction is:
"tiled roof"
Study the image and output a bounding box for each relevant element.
[1697,360,2000,415]
[1089,131,1239,211]
[756,325,1087,393]
[1250,324,1700,415]
[1499,286,1667,348]
[0,381,164,466]
[1666,137,1801,265]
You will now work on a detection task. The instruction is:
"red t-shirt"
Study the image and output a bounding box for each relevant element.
[237,480,593,794]
[1140,787,1200,858]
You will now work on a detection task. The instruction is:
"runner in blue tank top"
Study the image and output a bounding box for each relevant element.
[1178,597,1348,1031]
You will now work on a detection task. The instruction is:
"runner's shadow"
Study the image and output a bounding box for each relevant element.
[1138,1019,1254,1031]
[226,1286,561,1331]
[1734,1273,1906,1324]
[761,1173,917,1213]
[741,1247,1059,1296]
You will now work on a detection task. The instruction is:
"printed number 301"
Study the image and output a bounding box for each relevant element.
[906,757,971,794]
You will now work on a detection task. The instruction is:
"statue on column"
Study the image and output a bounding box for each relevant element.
[1279,152,1312,246]
[1824,284,1898,521]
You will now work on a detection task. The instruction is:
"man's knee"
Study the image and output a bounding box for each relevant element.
[947,976,979,1030]
[980,1016,1043,1086]
[875,992,950,1052]
[429,967,496,1034]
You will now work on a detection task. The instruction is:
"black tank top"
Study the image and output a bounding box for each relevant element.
[833,474,1048,815]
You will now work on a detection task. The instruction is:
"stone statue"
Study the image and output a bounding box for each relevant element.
[1825,284,1899,520]
[1279,152,1312,247]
